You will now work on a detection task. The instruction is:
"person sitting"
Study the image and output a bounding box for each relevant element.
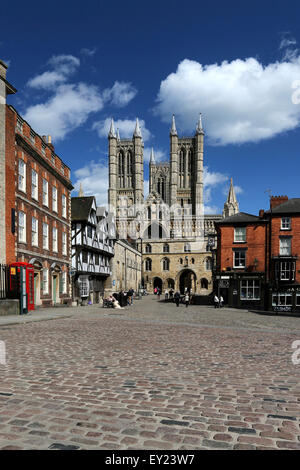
[111,296,124,309]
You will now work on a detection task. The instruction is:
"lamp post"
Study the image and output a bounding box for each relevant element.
[137,234,143,297]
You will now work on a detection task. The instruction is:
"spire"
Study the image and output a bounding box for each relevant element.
[227,178,237,204]
[78,183,84,197]
[170,114,177,136]
[223,177,239,218]
[108,118,116,138]
[150,147,155,164]
[133,117,142,138]
[116,127,120,141]
[196,113,204,134]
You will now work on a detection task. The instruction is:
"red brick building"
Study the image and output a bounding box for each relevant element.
[215,212,268,309]
[215,196,300,313]
[265,196,300,312]
[2,62,73,307]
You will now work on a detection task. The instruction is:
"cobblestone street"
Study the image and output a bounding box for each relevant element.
[0,295,299,450]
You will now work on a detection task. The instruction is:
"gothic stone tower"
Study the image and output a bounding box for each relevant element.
[169,114,204,215]
[108,118,144,212]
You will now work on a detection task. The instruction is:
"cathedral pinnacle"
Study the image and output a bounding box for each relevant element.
[196,113,204,135]
[223,177,239,218]
[78,183,84,197]
[133,117,142,138]
[150,147,156,164]
[170,114,178,136]
[108,118,116,138]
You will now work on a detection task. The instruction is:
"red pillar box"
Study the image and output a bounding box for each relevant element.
[9,262,35,311]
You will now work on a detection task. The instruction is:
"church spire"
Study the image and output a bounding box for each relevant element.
[108,118,116,138]
[133,117,142,138]
[150,147,155,164]
[196,113,204,135]
[78,183,84,197]
[223,177,239,218]
[170,114,177,136]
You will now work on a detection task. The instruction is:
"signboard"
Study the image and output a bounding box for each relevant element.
[273,306,292,312]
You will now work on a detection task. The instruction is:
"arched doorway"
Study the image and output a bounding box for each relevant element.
[179,269,196,294]
[153,277,162,292]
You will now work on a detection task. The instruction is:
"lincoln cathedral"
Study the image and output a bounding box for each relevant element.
[108,115,239,295]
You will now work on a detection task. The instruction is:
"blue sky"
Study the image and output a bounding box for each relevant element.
[2,0,300,214]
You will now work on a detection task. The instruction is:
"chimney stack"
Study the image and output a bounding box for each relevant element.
[259,209,265,218]
[270,195,288,210]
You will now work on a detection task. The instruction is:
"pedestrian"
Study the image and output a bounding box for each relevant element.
[185,291,190,308]
[165,289,168,301]
[127,288,134,305]
[157,288,160,300]
[214,294,219,308]
[169,289,174,300]
[219,295,224,308]
[154,287,157,295]
[174,291,180,307]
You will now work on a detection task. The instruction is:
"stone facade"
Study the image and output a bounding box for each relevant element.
[104,239,141,294]
[107,116,239,296]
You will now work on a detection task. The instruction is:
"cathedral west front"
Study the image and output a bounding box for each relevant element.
[107,115,239,296]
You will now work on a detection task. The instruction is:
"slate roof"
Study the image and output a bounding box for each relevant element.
[215,212,263,225]
[71,197,95,221]
[265,198,300,215]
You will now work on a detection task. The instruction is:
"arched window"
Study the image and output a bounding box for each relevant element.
[184,243,191,252]
[147,206,151,220]
[163,243,169,253]
[201,278,208,289]
[145,243,152,253]
[205,257,212,270]
[118,151,125,188]
[127,151,133,187]
[145,258,152,271]
[179,258,183,264]
[163,258,170,270]
[191,258,195,264]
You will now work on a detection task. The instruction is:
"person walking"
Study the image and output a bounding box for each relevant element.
[219,295,224,308]
[157,288,160,300]
[214,294,219,308]
[174,291,180,307]
[165,289,169,301]
[154,287,157,295]
[184,291,190,308]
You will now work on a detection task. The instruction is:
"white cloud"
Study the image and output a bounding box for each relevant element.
[93,118,151,141]
[155,56,300,145]
[73,160,108,208]
[203,167,227,187]
[24,83,104,140]
[27,54,80,90]
[80,47,97,57]
[103,81,137,107]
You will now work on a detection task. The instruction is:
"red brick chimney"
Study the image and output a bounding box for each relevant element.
[270,195,288,210]
[259,209,265,218]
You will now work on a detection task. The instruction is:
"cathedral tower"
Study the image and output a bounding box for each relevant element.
[108,118,144,211]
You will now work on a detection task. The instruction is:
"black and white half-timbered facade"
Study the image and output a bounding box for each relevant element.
[71,196,115,305]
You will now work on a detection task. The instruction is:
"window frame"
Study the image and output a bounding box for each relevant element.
[18,159,26,193]
[42,222,49,250]
[31,216,38,246]
[234,226,246,243]
[18,211,26,243]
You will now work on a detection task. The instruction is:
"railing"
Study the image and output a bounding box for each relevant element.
[0,264,8,300]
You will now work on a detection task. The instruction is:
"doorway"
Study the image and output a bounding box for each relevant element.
[179,269,196,294]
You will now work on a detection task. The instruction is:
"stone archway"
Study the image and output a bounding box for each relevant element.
[153,277,162,292]
[178,269,196,294]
